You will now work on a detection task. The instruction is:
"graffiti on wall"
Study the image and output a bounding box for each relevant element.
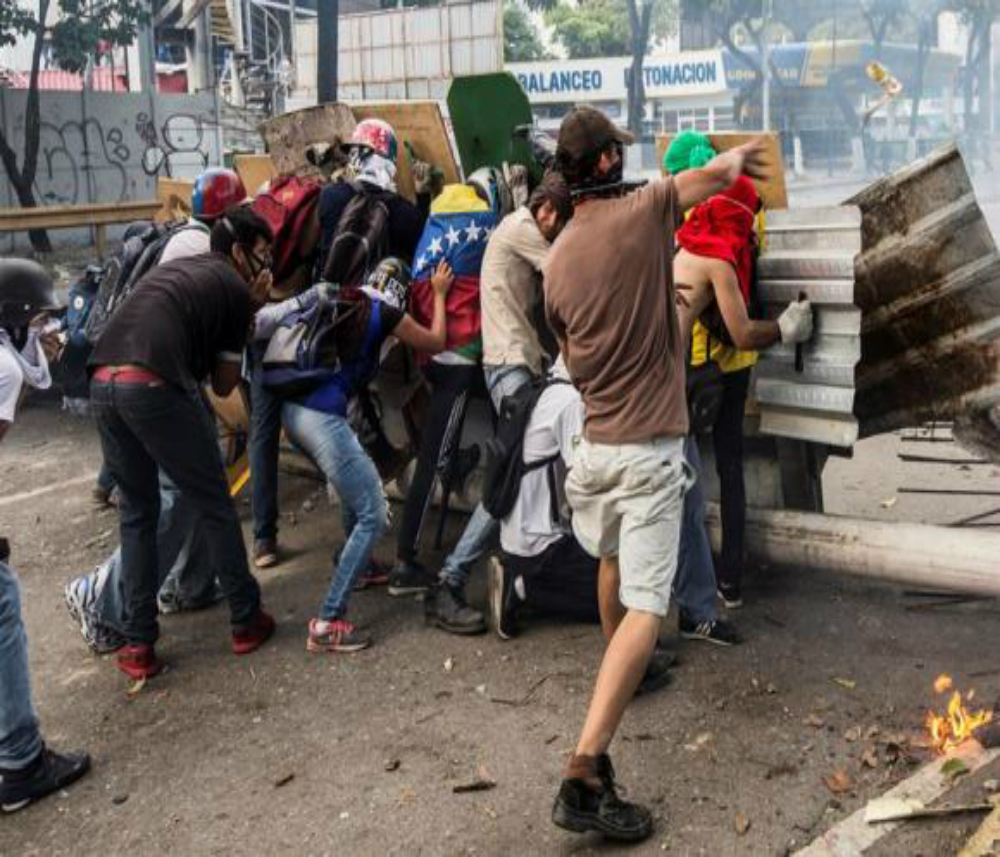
[35,118,132,205]
[0,90,219,208]
[136,111,211,178]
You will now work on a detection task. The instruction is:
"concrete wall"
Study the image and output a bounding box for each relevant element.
[0,89,222,253]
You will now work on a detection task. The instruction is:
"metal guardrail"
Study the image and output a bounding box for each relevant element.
[754,206,863,448]
[849,143,1000,461]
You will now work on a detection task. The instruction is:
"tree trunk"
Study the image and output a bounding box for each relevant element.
[0,0,53,252]
[625,0,653,140]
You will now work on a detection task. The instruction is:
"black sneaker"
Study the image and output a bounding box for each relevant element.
[717,583,743,609]
[552,754,653,842]
[487,556,521,640]
[635,645,676,697]
[388,560,434,596]
[0,746,91,813]
[679,613,742,647]
[425,583,487,635]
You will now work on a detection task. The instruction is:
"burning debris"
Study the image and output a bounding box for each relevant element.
[926,675,994,754]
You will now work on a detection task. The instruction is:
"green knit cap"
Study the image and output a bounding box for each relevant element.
[663,130,717,175]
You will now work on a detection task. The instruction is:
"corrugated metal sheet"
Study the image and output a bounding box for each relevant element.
[754,206,863,447]
[293,2,502,102]
[849,143,1000,459]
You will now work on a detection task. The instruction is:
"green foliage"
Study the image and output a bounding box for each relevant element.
[0,0,148,71]
[545,0,676,59]
[504,1,550,61]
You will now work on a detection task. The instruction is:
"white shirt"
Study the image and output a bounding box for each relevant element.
[500,380,583,557]
[0,331,51,423]
[158,221,211,264]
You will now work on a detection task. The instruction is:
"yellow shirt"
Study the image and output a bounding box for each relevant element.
[687,210,766,374]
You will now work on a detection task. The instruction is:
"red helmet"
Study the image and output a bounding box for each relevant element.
[344,118,398,163]
[192,168,248,221]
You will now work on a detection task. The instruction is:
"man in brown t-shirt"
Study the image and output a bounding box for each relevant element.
[545,106,767,842]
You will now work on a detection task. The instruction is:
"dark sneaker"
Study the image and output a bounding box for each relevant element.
[157,582,224,615]
[91,485,115,509]
[252,539,279,569]
[679,614,742,647]
[717,584,743,610]
[0,747,91,814]
[552,755,654,842]
[635,645,677,697]
[116,644,163,680]
[307,618,371,653]
[487,556,521,640]
[387,560,434,596]
[231,609,276,655]
[349,556,392,591]
[425,583,487,635]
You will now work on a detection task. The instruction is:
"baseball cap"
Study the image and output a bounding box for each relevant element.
[557,106,635,163]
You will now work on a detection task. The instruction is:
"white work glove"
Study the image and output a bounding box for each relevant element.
[778,299,813,344]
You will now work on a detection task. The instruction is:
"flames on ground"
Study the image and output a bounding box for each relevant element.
[926,674,993,753]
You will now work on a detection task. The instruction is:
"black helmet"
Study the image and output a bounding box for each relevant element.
[365,257,411,311]
[0,258,60,328]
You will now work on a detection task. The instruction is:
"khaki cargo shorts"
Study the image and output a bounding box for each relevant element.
[566,436,694,617]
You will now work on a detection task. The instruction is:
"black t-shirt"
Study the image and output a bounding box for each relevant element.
[89,254,252,389]
[316,182,428,276]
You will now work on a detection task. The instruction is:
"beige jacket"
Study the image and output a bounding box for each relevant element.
[480,207,550,375]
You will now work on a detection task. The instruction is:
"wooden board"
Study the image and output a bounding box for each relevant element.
[234,153,278,196]
[156,178,194,223]
[351,101,461,203]
[655,132,788,210]
[258,103,357,178]
[795,742,1000,857]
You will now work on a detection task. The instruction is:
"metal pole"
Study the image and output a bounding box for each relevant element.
[761,0,772,132]
[318,0,338,103]
[706,505,1000,597]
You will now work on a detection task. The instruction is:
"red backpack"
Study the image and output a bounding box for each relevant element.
[251,175,323,285]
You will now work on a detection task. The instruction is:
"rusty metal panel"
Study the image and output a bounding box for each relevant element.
[849,143,1000,460]
[754,206,863,447]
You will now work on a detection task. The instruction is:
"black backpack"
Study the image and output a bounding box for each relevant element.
[83,219,208,345]
[322,181,391,287]
[481,377,568,519]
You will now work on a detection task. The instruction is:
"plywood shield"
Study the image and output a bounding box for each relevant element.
[351,101,461,202]
[656,132,787,210]
[258,103,358,178]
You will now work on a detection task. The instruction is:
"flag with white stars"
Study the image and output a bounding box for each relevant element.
[410,185,498,363]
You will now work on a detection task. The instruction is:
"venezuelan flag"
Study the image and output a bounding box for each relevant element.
[409,185,497,364]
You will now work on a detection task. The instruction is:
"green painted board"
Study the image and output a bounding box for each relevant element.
[447,73,539,181]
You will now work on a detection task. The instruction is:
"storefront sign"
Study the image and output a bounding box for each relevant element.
[509,50,726,104]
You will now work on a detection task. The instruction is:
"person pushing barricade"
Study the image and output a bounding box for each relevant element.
[87,206,278,681]
[247,118,432,572]
[666,132,813,612]
[253,257,455,652]
[543,105,770,842]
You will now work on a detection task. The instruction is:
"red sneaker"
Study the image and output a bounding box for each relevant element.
[116,644,162,680]
[231,609,275,655]
[306,618,371,653]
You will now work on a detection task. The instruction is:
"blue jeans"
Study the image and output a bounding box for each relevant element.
[439,365,536,589]
[93,472,216,633]
[91,379,261,645]
[249,345,283,543]
[282,403,388,620]
[675,437,719,624]
[0,562,43,769]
